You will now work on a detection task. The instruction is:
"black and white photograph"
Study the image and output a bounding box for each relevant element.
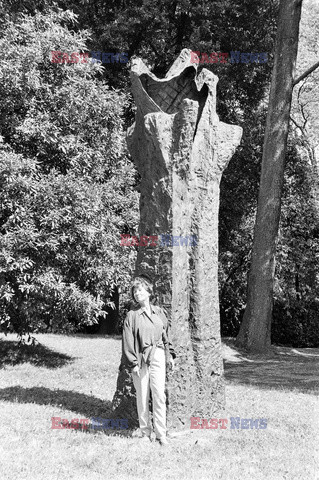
[0,0,318,478]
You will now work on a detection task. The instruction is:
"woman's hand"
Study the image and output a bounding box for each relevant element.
[132,365,140,377]
[169,356,175,371]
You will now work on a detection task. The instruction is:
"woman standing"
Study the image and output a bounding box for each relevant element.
[122,275,175,446]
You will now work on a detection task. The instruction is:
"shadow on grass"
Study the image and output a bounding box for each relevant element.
[0,340,73,369]
[57,333,122,340]
[223,338,319,393]
[0,386,134,437]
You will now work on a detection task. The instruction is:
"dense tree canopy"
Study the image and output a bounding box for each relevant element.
[0,8,138,335]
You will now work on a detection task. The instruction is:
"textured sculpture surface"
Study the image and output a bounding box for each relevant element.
[112,49,243,429]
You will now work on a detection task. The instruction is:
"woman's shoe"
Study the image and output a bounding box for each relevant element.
[157,437,169,446]
[132,428,152,439]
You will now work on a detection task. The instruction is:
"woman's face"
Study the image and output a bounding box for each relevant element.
[133,283,150,304]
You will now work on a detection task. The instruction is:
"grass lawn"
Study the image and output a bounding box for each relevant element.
[0,333,318,480]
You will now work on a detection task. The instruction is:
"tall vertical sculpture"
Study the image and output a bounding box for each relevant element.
[112,49,242,429]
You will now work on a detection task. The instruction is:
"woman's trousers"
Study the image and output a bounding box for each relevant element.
[132,347,166,440]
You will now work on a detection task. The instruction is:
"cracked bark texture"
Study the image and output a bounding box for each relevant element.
[112,49,243,430]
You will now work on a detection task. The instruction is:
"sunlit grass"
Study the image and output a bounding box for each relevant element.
[0,333,318,480]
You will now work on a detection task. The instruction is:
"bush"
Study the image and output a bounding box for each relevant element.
[0,8,138,336]
[272,298,319,347]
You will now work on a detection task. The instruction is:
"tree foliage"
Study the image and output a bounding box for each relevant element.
[0,8,138,335]
[272,140,319,347]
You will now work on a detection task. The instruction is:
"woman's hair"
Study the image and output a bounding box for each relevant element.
[131,275,154,302]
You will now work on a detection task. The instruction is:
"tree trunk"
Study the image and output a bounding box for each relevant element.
[98,286,119,334]
[236,0,303,352]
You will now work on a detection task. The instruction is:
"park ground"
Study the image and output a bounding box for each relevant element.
[0,333,318,480]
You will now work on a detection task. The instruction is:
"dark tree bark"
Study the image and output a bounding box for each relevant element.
[236,0,303,352]
[99,286,120,334]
